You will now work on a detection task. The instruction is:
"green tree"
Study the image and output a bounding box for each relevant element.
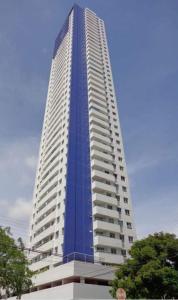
[110,232,178,299]
[0,227,34,299]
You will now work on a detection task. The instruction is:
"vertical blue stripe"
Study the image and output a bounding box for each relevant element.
[63,5,93,262]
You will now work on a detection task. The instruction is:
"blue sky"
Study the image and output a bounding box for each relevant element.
[0,0,178,240]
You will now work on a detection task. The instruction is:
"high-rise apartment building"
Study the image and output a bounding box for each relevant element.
[29,4,136,274]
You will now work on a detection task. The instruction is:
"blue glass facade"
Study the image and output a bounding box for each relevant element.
[54,5,93,263]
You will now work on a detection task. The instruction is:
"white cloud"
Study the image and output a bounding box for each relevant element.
[0,31,43,240]
[128,156,160,175]
[0,137,39,188]
[7,198,32,221]
[0,137,39,239]
[0,197,32,241]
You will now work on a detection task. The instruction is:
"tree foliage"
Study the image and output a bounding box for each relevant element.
[110,232,178,299]
[0,227,34,299]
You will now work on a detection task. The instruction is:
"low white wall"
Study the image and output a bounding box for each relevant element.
[8,282,112,300]
[9,283,73,300]
[34,260,114,286]
[74,282,112,299]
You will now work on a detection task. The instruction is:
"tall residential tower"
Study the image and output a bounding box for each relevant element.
[29,4,136,274]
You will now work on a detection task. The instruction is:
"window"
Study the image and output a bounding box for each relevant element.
[122,186,127,192]
[97,247,105,252]
[118,220,123,227]
[120,234,124,241]
[107,205,113,210]
[96,231,104,236]
[128,236,133,243]
[120,166,124,171]
[125,209,130,216]
[124,197,128,204]
[106,192,112,197]
[121,176,125,181]
[121,249,126,256]
[110,232,115,238]
[55,231,59,239]
[127,222,132,229]
[106,180,111,185]
[117,207,121,213]
[111,248,117,254]
[108,218,114,223]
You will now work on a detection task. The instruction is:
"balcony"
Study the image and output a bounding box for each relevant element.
[88,79,105,91]
[88,60,103,72]
[30,257,51,272]
[35,239,54,253]
[86,45,101,57]
[90,124,110,137]
[90,140,112,153]
[92,169,115,182]
[87,53,102,64]
[86,31,100,42]
[93,193,117,206]
[34,208,56,231]
[89,98,107,109]
[89,104,108,116]
[95,252,124,265]
[36,198,56,219]
[93,220,121,233]
[87,38,101,48]
[90,132,111,145]
[41,160,59,181]
[38,177,58,199]
[89,109,108,122]
[86,17,98,26]
[87,53,102,65]
[89,90,106,102]
[87,67,103,81]
[91,159,114,172]
[93,206,119,219]
[92,181,116,194]
[91,149,113,162]
[88,73,104,85]
[33,224,56,244]
[90,117,109,129]
[94,236,122,248]
[38,188,57,206]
